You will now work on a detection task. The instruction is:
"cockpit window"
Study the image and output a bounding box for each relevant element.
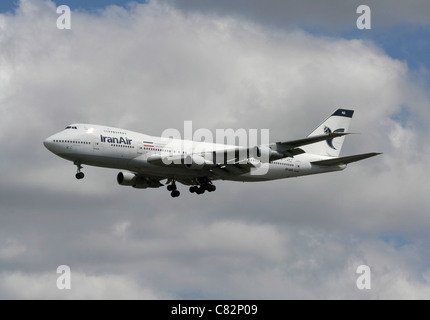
[65,126,78,129]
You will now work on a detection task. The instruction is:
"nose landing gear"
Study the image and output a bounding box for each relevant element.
[74,161,85,180]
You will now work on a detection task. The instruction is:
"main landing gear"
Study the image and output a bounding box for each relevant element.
[189,177,216,195]
[167,178,216,198]
[74,161,85,180]
[167,181,180,198]
[189,184,216,195]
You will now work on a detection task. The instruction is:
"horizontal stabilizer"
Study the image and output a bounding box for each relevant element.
[311,152,382,166]
[275,132,350,149]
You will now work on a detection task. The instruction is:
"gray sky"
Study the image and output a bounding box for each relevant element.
[174,0,430,30]
[1,0,430,299]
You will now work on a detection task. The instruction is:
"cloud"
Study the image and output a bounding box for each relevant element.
[0,271,165,299]
[0,239,27,261]
[0,0,430,299]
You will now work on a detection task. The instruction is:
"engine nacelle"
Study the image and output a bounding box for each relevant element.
[184,155,213,170]
[117,172,137,186]
[253,146,284,162]
[117,172,162,189]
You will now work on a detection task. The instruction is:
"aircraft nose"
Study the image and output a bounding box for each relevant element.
[43,136,55,152]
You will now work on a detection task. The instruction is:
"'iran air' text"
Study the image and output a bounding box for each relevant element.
[100,135,132,144]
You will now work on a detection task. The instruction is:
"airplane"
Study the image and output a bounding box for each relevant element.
[43,109,381,197]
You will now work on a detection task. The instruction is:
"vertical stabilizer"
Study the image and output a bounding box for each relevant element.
[302,109,354,157]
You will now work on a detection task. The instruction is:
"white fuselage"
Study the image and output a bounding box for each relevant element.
[43,124,345,184]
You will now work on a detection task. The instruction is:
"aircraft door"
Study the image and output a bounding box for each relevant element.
[93,138,100,150]
[294,160,301,173]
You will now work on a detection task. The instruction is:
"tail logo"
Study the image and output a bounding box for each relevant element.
[324,126,345,150]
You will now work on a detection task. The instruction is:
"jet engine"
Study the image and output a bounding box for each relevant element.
[117,172,162,189]
[117,172,136,186]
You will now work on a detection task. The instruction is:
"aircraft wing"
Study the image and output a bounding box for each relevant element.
[311,152,382,166]
[146,154,185,166]
[146,147,253,166]
[146,149,259,178]
[210,160,259,177]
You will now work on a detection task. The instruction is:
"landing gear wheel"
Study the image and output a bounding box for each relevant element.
[167,179,179,197]
[190,179,216,196]
[167,182,177,191]
[74,161,84,180]
[171,190,180,198]
[75,172,85,179]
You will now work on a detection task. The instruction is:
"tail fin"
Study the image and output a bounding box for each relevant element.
[302,109,354,157]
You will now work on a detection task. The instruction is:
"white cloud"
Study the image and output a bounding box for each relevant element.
[0,271,165,299]
[0,0,430,299]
